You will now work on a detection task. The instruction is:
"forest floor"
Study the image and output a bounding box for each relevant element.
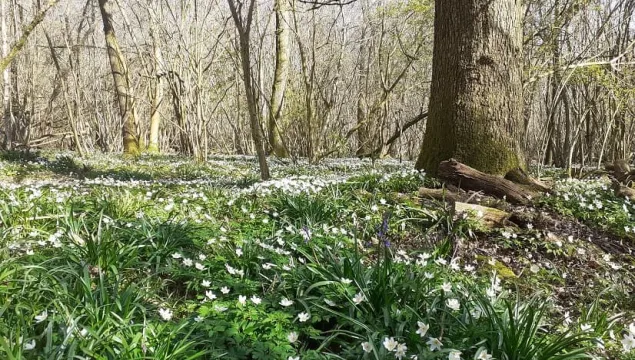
[0,150,633,360]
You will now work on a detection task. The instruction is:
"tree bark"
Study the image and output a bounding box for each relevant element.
[98,0,139,156]
[438,159,537,205]
[268,0,290,157]
[1,0,11,149]
[147,24,164,154]
[416,0,525,175]
[227,0,271,180]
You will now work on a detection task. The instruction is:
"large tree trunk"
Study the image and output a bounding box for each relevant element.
[98,0,139,156]
[416,0,524,175]
[268,0,290,158]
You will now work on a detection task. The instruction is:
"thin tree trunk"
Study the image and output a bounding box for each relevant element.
[227,0,270,180]
[44,32,85,156]
[98,0,139,156]
[148,28,163,153]
[1,0,11,148]
[268,0,290,157]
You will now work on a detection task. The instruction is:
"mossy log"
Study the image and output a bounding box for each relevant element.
[418,187,466,203]
[455,202,510,228]
[437,159,540,205]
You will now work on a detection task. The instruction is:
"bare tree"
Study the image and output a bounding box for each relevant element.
[227,0,270,179]
[268,0,290,157]
[98,0,139,156]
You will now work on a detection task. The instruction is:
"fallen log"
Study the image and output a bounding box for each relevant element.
[611,177,635,201]
[605,159,635,185]
[418,187,465,203]
[455,202,510,229]
[438,159,540,205]
[505,168,550,193]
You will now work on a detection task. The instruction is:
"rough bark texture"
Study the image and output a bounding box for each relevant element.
[416,0,524,175]
[98,0,139,156]
[438,159,537,205]
[268,0,290,157]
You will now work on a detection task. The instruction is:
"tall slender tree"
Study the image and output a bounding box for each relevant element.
[268,0,290,157]
[227,0,271,180]
[98,0,139,156]
[416,0,525,175]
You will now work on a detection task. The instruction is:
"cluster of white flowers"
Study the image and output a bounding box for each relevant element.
[242,176,348,197]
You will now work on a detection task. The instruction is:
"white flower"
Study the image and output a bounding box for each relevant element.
[361,341,372,353]
[324,298,336,306]
[251,295,262,305]
[446,298,460,311]
[159,308,173,321]
[426,337,443,351]
[416,321,429,337]
[182,258,193,267]
[221,287,230,294]
[383,337,398,351]
[395,343,407,358]
[288,357,299,360]
[475,348,492,359]
[530,264,540,273]
[424,272,434,279]
[353,292,365,304]
[280,298,294,307]
[298,312,310,322]
[236,248,243,257]
[564,311,572,326]
[201,280,211,287]
[441,282,452,293]
[238,295,247,305]
[448,350,462,360]
[214,304,228,312]
[198,254,207,261]
[23,339,36,351]
[205,291,216,300]
[580,324,593,332]
[34,310,48,323]
[486,287,496,299]
[195,263,206,271]
[194,316,204,322]
[341,278,353,285]
[622,333,635,352]
[371,205,379,212]
[287,331,299,343]
[628,323,635,335]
